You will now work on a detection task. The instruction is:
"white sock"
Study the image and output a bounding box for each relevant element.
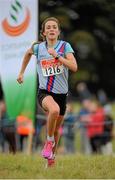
[52,153,56,159]
[47,135,54,142]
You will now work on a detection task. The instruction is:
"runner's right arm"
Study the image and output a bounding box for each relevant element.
[17,47,33,84]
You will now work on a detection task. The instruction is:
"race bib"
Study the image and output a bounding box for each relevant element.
[40,58,64,76]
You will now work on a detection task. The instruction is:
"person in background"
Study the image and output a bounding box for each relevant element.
[16,114,35,152]
[76,82,92,102]
[76,82,94,154]
[81,100,105,154]
[97,89,108,106]
[97,89,114,154]
[63,102,76,154]
[101,105,114,155]
[78,98,92,154]
[0,100,5,152]
[0,100,16,154]
[17,17,78,167]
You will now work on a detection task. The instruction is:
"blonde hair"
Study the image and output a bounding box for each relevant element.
[40,17,61,41]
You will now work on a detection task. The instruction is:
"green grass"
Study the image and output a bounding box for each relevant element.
[0,153,115,179]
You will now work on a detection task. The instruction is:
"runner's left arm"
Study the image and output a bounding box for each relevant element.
[58,52,77,72]
[48,43,78,72]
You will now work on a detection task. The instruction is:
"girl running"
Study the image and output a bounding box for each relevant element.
[17,17,78,167]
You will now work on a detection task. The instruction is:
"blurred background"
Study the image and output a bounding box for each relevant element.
[40,0,115,99]
[0,0,115,155]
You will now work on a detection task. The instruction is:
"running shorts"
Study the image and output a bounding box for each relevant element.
[38,89,67,115]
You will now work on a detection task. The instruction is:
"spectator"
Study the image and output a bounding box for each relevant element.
[97,89,108,106]
[63,102,76,154]
[76,82,92,102]
[78,98,92,154]
[101,105,114,155]
[0,100,16,154]
[16,114,35,152]
[84,100,105,154]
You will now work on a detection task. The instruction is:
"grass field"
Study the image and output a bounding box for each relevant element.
[0,153,115,179]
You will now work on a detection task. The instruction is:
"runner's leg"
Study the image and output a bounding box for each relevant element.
[53,115,64,154]
[42,95,60,137]
[41,95,60,159]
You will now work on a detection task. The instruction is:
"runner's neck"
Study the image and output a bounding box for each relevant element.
[46,40,58,48]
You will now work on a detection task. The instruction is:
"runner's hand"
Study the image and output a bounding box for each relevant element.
[48,48,57,58]
[17,74,24,84]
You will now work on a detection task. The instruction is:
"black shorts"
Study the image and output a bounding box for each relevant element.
[38,89,67,115]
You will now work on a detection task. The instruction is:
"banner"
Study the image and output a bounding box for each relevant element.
[0,0,38,122]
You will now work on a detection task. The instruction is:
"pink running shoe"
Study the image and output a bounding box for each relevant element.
[42,141,53,159]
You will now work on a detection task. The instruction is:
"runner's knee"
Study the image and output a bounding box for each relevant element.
[49,105,60,117]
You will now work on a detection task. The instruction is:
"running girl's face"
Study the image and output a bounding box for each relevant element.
[43,20,60,41]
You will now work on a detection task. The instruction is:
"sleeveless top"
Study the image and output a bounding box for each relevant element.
[33,40,74,94]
